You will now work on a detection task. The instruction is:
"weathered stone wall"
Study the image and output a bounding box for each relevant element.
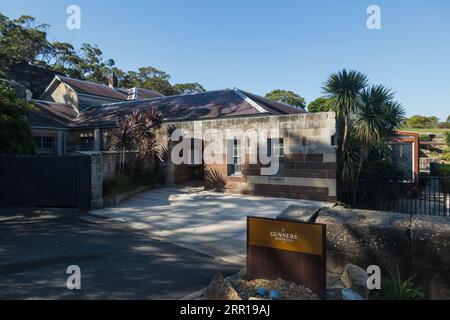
[161,112,337,202]
[316,207,450,299]
[89,152,148,208]
[90,154,103,208]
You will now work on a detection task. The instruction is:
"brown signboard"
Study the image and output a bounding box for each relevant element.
[246,216,326,298]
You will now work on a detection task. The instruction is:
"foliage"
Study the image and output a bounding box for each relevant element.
[0,14,50,75]
[435,163,450,176]
[447,115,450,123]
[0,12,205,94]
[265,89,306,109]
[404,115,439,128]
[437,122,450,129]
[0,81,35,154]
[172,83,206,95]
[110,108,163,175]
[445,131,450,148]
[441,152,450,161]
[419,134,431,141]
[371,266,426,300]
[323,70,407,205]
[399,127,449,134]
[323,69,369,196]
[103,174,155,197]
[356,160,409,208]
[204,168,227,191]
[307,97,335,113]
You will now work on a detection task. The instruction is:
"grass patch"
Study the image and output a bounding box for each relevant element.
[103,174,155,197]
[400,128,450,134]
[371,266,426,300]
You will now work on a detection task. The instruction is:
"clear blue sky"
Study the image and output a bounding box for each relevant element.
[1,0,449,120]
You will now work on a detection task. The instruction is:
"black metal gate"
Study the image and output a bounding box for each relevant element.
[353,176,450,216]
[0,155,91,208]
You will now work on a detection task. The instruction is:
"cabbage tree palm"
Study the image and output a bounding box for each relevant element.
[323,69,368,184]
[352,85,405,203]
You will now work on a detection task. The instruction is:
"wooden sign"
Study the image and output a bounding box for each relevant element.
[246,216,326,298]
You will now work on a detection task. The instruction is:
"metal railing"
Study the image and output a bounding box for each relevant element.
[351,176,450,216]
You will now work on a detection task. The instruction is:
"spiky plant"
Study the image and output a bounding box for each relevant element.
[352,85,405,203]
[111,117,135,174]
[372,266,426,300]
[323,69,368,187]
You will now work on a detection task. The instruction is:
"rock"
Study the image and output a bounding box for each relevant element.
[239,291,249,300]
[248,297,266,300]
[325,288,342,300]
[256,287,267,297]
[341,264,369,298]
[277,204,321,223]
[202,272,241,300]
[269,289,282,300]
[341,288,364,300]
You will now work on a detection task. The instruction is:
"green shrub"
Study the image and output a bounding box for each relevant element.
[103,174,155,197]
[437,122,450,129]
[435,163,450,176]
[371,266,426,300]
[419,134,431,141]
[441,153,450,162]
[445,131,450,148]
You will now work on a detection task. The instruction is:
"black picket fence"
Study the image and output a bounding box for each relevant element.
[350,176,450,216]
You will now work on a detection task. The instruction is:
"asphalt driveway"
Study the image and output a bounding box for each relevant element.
[90,186,334,265]
[0,208,238,299]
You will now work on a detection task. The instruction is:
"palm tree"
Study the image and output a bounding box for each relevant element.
[352,85,405,203]
[323,69,368,184]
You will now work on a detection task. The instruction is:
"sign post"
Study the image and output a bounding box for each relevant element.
[246,216,326,298]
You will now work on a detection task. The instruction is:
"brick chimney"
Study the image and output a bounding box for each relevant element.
[107,72,118,88]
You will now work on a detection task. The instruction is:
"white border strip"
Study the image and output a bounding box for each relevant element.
[232,88,267,113]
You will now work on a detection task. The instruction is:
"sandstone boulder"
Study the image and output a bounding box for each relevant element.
[202,272,241,300]
[341,263,369,298]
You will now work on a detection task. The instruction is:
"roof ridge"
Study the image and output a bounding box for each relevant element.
[231,88,267,113]
[242,90,307,113]
[58,75,117,90]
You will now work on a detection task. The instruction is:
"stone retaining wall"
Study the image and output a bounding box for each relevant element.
[317,207,450,299]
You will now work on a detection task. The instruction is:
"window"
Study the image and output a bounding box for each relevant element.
[33,136,54,150]
[230,138,242,175]
[80,133,94,151]
[268,138,284,175]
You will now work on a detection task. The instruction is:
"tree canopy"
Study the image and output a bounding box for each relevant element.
[0,12,205,94]
[404,115,439,128]
[307,97,335,113]
[0,81,35,154]
[265,89,306,109]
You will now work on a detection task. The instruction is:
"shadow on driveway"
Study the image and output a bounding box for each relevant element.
[0,208,239,299]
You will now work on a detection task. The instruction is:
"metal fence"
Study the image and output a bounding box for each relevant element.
[352,176,450,216]
[0,155,91,208]
[385,176,450,216]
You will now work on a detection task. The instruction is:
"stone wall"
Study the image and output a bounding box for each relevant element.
[315,207,450,299]
[161,112,337,202]
[89,152,146,208]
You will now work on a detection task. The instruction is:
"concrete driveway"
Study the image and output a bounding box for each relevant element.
[90,186,334,265]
